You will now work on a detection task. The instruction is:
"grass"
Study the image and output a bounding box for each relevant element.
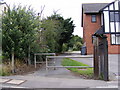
[0,59,38,76]
[0,59,24,76]
[0,65,11,76]
[61,58,93,78]
[0,55,11,76]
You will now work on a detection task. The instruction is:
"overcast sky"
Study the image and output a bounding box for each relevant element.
[4,0,114,37]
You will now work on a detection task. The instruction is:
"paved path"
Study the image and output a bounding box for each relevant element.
[0,52,119,89]
[28,54,84,79]
[1,75,118,88]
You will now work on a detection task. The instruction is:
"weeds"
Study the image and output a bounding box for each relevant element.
[0,65,11,76]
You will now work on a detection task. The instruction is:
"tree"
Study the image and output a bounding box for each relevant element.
[41,13,75,53]
[39,19,57,52]
[67,35,83,51]
[2,5,39,72]
[58,18,75,52]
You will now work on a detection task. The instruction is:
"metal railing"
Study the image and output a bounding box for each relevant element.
[34,53,56,68]
[46,56,93,71]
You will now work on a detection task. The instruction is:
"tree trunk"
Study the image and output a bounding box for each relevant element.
[11,51,15,73]
[28,46,31,65]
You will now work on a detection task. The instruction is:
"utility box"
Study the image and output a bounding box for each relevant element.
[81,46,87,55]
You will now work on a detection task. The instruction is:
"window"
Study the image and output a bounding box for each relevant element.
[110,12,119,22]
[91,15,96,23]
[111,34,120,45]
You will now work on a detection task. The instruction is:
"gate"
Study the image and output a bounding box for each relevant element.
[46,55,93,71]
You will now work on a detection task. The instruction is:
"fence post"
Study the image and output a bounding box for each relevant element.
[93,36,99,79]
[103,37,109,81]
[46,57,48,71]
[34,54,36,68]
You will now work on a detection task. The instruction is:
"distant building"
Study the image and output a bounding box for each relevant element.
[81,0,120,54]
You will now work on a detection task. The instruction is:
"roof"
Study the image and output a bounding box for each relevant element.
[94,26,104,35]
[100,0,120,11]
[82,3,109,14]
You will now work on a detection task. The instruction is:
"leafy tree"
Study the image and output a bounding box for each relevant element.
[2,5,39,72]
[67,35,83,51]
[39,19,58,52]
[58,18,75,52]
[0,15,2,52]
[41,13,75,53]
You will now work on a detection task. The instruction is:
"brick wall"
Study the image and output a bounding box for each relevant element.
[106,34,120,54]
[83,13,101,54]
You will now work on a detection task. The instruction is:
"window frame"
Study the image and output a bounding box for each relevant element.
[91,15,97,23]
[110,11,120,22]
[111,34,120,45]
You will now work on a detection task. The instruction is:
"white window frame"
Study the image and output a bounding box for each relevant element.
[111,34,120,45]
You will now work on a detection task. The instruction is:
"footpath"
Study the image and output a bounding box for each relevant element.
[0,51,119,89]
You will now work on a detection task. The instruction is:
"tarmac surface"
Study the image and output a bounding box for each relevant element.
[0,52,119,89]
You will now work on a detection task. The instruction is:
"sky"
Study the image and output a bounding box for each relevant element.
[4,0,114,37]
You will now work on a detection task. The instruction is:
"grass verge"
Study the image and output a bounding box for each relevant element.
[61,58,93,79]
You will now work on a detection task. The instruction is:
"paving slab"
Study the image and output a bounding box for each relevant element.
[6,79,26,85]
[0,78,10,83]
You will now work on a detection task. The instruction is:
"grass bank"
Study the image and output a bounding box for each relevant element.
[61,58,93,79]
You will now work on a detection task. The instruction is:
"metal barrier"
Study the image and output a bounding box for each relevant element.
[34,53,56,68]
[46,56,93,71]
